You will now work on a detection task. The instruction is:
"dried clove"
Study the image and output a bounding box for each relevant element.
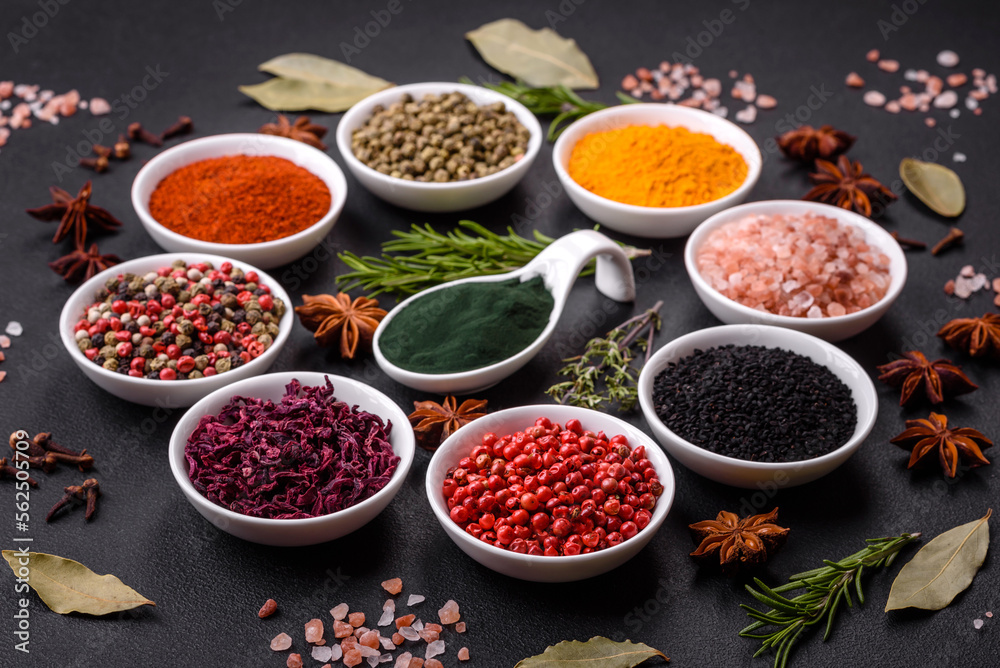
[160,115,193,141]
[932,227,964,255]
[47,451,94,471]
[23,453,58,473]
[33,432,87,457]
[46,478,101,522]
[92,144,112,159]
[9,432,94,471]
[10,431,46,457]
[79,155,109,173]
[113,134,131,159]
[127,122,163,147]
[0,457,39,487]
[890,231,927,250]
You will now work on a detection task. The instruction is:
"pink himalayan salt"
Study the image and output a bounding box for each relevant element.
[305,618,324,643]
[438,600,460,625]
[0,81,13,98]
[89,97,111,115]
[455,621,467,633]
[425,639,446,660]
[458,647,470,661]
[343,648,363,667]
[287,653,303,668]
[425,660,443,668]
[696,213,891,318]
[334,620,354,638]
[418,628,440,643]
[395,652,413,668]
[331,603,349,620]
[382,578,403,595]
[270,632,293,651]
[349,612,366,627]
[312,646,334,662]
[359,630,380,649]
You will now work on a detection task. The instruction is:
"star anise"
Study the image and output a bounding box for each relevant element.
[26,181,123,248]
[776,124,856,163]
[258,115,328,150]
[294,293,386,359]
[408,396,488,450]
[689,507,789,575]
[49,243,120,283]
[891,412,992,478]
[803,155,897,217]
[876,350,977,406]
[938,313,1000,359]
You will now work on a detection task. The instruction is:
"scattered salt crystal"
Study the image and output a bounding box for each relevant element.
[993,278,1000,293]
[457,647,470,661]
[399,626,420,642]
[903,68,919,81]
[954,279,973,299]
[878,59,900,73]
[438,600,461,625]
[807,305,823,318]
[331,603,349,620]
[974,619,984,629]
[412,619,424,632]
[380,637,395,650]
[846,72,865,88]
[312,646,334,662]
[89,97,111,115]
[395,652,413,668]
[425,640,446,660]
[455,622,467,633]
[863,90,886,107]
[367,656,380,667]
[987,612,994,618]
[950,108,961,118]
[270,632,293,651]
[933,90,958,109]
[78,99,88,109]
[378,608,395,627]
[970,273,988,291]
[407,595,425,606]
[0,370,7,383]
[866,49,880,62]
[756,94,777,109]
[712,106,729,118]
[5,321,22,336]
[937,50,960,68]
[924,117,937,128]
[381,578,403,595]
[379,654,393,664]
[305,618,325,643]
[331,645,344,661]
[287,653,303,668]
[885,101,901,113]
[349,612,366,627]
[358,645,381,658]
[960,265,975,278]
[734,105,757,124]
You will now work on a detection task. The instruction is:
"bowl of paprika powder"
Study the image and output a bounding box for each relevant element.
[132,133,346,269]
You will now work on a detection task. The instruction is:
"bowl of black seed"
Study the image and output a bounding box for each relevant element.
[637,324,877,488]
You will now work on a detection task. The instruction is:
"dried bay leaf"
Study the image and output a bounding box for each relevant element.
[2,551,155,615]
[900,157,966,217]
[466,18,599,89]
[239,53,393,112]
[885,509,991,612]
[515,636,668,667]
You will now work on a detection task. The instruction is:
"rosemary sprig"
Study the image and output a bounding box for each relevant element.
[740,532,920,668]
[336,220,650,296]
[461,77,637,140]
[546,301,662,412]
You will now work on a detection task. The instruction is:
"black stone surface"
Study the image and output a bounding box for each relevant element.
[1,1,998,666]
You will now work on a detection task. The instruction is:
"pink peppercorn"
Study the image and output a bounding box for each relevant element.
[159,368,177,380]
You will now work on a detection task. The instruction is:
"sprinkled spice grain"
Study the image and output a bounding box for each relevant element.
[652,345,856,462]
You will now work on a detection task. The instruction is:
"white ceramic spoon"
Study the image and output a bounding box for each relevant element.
[373,229,637,393]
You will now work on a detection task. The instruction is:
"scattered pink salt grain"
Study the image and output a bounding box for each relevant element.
[457,647,470,661]
[331,603,349,620]
[425,640,446,660]
[866,49,880,62]
[696,213,892,318]
[349,612,366,627]
[381,636,396,650]
[424,659,444,668]
[455,622,467,633]
[305,618,325,643]
[934,90,958,109]
[399,626,420,642]
[438,600,460,625]
[287,653,303,668]
[343,648,363,667]
[937,50,960,67]
[312,646,334,662]
[395,652,413,668]
[407,594,425,606]
[987,612,994,618]
[846,72,865,87]
[878,59,900,72]
[334,620,355,638]
[382,578,403,595]
[419,628,440,643]
[0,127,10,147]
[925,118,937,128]
[885,101,901,113]
[0,81,13,98]
[359,630,380,649]
[89,97,111,115]
[756,95,777,110]
[864,90,887,107]
[379,607,395,627]
[947,73,968,87]
[974,619,984,630]
[270,632,293,651]
[0,370,7,383]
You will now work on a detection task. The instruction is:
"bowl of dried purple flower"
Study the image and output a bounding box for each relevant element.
[168,371,415,546]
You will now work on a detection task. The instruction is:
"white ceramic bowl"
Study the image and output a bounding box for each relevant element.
[131,133,347,269]
[168,371,415,546]
[335,82,543,212]
[59,253,293,407]
[552,103,761,238]
[425,405,675,582]
[637,324,877,488]
[373,229,636,393]
[684,200,907,342]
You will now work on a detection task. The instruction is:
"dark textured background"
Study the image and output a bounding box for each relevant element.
[2,1,999,666]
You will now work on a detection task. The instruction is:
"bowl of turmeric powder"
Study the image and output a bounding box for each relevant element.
[553,104,761,238]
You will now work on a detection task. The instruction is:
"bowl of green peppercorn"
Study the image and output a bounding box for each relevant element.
[58,253,294,407]
[336,82,542,212]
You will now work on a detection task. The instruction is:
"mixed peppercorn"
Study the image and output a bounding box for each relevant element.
[442,417,663,556]
[73,260,285,380]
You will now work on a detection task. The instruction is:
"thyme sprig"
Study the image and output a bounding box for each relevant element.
[740,532,920,668]
[461,77,636,140]
[336,221,649,296]
[546,301,662,412]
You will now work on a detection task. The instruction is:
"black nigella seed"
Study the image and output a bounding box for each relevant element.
[651,344,856,463]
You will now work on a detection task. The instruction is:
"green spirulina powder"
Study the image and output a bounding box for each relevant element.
[380,276,554,374]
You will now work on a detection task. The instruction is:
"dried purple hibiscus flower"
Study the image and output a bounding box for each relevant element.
[184,377,400,519]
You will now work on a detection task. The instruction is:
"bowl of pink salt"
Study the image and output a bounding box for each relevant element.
[685,200,906,342]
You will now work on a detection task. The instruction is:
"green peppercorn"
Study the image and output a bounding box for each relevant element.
[257,333,273,348]
[245,309,261,325]
[188,370,203,379]
[220,293,238,309]
[171,259,187,268]
[220,319,235,333]
[194,355,210,371]
[99,345,116,360]
[138,343,154,358]
[175,334,192,350]
[177,289,191,303]
[103,331,117,346]
[102,359,118,371]
[266,322,281,338]
[149,358,166,372]
[77,338,92,353]
[272,298,286,319]
[178,320,195,336]
[251,322,267,336]
[215,357,232,373]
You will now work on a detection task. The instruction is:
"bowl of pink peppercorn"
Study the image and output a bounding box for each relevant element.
[58,253,293,407]
[684,200,907,342]
[425,405,675,582]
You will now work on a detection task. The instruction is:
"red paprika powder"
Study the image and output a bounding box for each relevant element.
[148,155,331,244]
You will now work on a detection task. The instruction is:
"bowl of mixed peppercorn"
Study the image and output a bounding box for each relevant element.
[425,404,675,582]
[58,253,293,407]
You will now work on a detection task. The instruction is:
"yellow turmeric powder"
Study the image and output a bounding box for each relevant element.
[567,124,748,207]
